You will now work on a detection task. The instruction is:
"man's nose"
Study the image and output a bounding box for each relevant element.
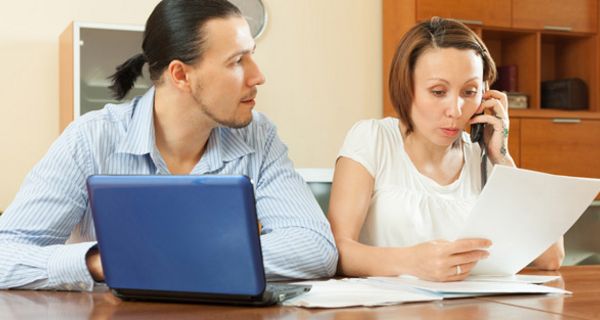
[247,58,265,87]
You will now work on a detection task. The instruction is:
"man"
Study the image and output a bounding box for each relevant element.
[0,0,337,291]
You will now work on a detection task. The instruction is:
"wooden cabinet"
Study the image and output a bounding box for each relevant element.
[508,118,520,167]
[520,118,600,178]
[417,0,511,28]
[59,22,150,132]
[383,0,600,184]
[540,34,598,111]
[513,0,597,33]
[384,0,599,116]
[482,30,541,111]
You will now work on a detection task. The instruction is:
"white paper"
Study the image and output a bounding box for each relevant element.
[458,166,600,275]
[282,278,440,308]
[369,276,571,296]
[464,274,560,284]
[465,274,561,284]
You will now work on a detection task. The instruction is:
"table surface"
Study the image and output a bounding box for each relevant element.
[0,265,598,319]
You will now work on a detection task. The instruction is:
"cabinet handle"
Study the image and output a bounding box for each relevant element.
[552,118,581,124]
[544,25,573,32]
[456,19,483,25]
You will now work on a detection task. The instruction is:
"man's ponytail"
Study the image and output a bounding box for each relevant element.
[107,0,242,101]
[108,53,146,100]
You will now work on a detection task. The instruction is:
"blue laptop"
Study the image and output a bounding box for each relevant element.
[86,175,310,305]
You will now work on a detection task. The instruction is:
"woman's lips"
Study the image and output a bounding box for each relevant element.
[441,127,460,137]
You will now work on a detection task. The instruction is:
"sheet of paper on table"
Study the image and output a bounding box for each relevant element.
[282,278,440,308]
[464,274,561,284]
[284,275,569,308]
[368,276,570,299]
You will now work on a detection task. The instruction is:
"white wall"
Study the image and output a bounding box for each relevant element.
[0,0,382,210]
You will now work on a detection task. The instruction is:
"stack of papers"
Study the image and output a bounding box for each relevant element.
[282,278,440,308]
[284,275,568,308]
[369,275,569,299]
[464,274,561,284]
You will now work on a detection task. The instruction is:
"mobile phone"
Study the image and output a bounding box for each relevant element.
[470,81,488,144]
[470,120,484,143]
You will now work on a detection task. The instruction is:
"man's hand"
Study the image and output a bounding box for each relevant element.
[86,248,105,282]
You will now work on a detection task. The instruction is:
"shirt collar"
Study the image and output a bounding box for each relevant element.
[193,126,255,174]
[115,87,156,155]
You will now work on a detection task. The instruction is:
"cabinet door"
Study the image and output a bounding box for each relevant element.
[513,0,597,33]
[521,118,600,178]
[59,22,147,132]
[417,0,511,27]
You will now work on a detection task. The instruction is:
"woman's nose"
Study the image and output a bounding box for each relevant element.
[446,96,464,118]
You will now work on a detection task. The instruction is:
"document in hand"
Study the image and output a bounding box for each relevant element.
[458,166,600,275]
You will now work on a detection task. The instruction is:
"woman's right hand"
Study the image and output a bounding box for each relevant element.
[406,238,492,281]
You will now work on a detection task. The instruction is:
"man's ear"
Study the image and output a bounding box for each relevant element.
[166,60,193,92]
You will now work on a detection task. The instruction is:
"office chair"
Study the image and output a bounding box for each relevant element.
[296,168,333,215]
[563,201,600,266]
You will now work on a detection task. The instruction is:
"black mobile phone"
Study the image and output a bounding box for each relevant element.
[470,120,484,143]
[470,82,488,144]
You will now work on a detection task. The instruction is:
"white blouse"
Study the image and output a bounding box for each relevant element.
[338,118,485,248]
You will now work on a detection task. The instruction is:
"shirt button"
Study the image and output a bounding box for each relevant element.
[79,282,87,290]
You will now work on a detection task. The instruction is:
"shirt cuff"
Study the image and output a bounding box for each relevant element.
[47,241,98,291]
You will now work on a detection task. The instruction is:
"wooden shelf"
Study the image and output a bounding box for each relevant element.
[483,29,540,110]
[383,0,600,181]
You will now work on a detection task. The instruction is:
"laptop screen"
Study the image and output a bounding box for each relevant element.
[87,175,266,296]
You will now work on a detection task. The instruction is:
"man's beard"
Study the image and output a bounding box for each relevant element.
[191,87,254,129]
[200,102,253,129]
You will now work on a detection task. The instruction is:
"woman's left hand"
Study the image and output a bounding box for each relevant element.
[470,89,515,166]
[530,237,565,270]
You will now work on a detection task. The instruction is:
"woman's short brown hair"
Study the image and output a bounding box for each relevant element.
[389,17,497,134]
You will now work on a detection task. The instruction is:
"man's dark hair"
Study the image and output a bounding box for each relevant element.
[109,0,241,100]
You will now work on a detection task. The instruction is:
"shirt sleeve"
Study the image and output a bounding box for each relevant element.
[0,123,97,291]
[338,119,380,177]
[254,123,338,280]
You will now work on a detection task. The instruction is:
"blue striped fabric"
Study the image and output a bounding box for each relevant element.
[0,88,337,291]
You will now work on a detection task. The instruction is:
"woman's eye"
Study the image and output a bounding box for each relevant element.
[431,90,445,97]
[463,90,478,97]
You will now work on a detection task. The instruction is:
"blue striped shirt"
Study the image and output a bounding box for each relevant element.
[0,88,337,291]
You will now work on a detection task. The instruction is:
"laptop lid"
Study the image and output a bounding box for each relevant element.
[87,175,267,300]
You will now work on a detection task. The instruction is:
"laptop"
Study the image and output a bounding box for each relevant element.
[86,175,311,305]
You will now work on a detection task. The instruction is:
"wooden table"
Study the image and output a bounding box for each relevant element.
[0,266,598,319]
[481,265,600,320]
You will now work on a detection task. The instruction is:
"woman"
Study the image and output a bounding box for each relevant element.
[328,17,564,282]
